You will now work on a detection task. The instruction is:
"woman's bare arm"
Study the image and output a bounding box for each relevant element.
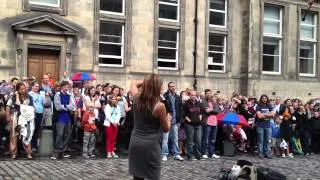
[154,103,171,132]
[130,80,143,97]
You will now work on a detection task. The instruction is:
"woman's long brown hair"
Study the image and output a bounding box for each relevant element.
[136,74,163,113]
[15,82,29,101]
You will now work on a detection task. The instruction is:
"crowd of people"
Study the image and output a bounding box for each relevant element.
[0,73,320,162]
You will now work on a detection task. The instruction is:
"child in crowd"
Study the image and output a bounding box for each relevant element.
[81,105,97,158]
[280,107,294,158]
[271,116,281,156]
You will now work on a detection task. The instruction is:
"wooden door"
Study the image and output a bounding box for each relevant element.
[27,49,59,82]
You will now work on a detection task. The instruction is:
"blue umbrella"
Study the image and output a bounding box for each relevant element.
[218,112,249,127]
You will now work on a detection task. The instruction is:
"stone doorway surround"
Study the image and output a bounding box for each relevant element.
[11,15,79,79]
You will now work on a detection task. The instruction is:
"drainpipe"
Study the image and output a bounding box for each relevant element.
[193,0,198,90]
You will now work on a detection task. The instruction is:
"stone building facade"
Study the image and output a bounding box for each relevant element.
[0,0,319,101]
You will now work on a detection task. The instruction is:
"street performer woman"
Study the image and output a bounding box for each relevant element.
[128,74,171,180]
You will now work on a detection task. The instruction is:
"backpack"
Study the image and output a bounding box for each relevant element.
[257,167,287,180]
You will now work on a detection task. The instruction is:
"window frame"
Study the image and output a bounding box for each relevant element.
[207,34,226,73]
[29,0,60,8]
[158,0,180,22]
[99,0,125,16]
[262,5,282,75]
[98,23,125,67]
[209,0,228,28]
[157,29,179,70]
[299,13,317,77]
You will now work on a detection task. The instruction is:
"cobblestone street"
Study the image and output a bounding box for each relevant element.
[0,154,319,180]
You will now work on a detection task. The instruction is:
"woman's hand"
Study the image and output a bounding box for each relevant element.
[136,80,143,88]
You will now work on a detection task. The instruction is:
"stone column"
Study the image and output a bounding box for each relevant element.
[15,32,23,77]
[285,4,298,80]
[66,36,74,74]
[247,0,261,96]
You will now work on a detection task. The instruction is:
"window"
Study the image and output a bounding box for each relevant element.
[209,0,227,27]
[208,34,226,72]
[29,0,60,7]
[99,22,124,67]
[159,0,179,21]
[158,29,179,70]
[262,37,280,72]
[299,12,317,76]
[262,5,282,74]
[100,0,124,14]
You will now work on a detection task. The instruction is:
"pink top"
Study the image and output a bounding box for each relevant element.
[207,101,217,126]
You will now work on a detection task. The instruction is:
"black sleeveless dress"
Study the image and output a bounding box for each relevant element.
[129,100,161,180]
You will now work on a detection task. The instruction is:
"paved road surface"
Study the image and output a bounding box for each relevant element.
[0,154,318,179]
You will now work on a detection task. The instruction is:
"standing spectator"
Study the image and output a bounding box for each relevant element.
[123,91,134,149]
[81,105,97,158]
[47,72,56,87]
[179,91,188,156]
[21,77,30,91]
[51,82,60,146]
[51,81,75,159]
[40,74,52,93]
[84,86,102,146]
[271,116,281,156]
[201,89,220,159]
[6,83,34,159]
[244,99,257,151]
[183,90,204,160]
[0,94,6,149]
[28,82,45,152]
[273,96,284,115]
[73,87,83,143]
[110,86,128,126]
[61,71,69,82]
[40,74,53,130]
[104,95,121,158]
[4,78,19,99]
[161,82,184,161]
[128,75,170,180]
[196,91,203,103]
[84,86,101,121]
[103,83,112,97]
[311,111,320,154]
[279,107,294,158]
[255,94,274,158]
[296,106,311,155]
[120,87,127,99]
[180,91,189,104]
